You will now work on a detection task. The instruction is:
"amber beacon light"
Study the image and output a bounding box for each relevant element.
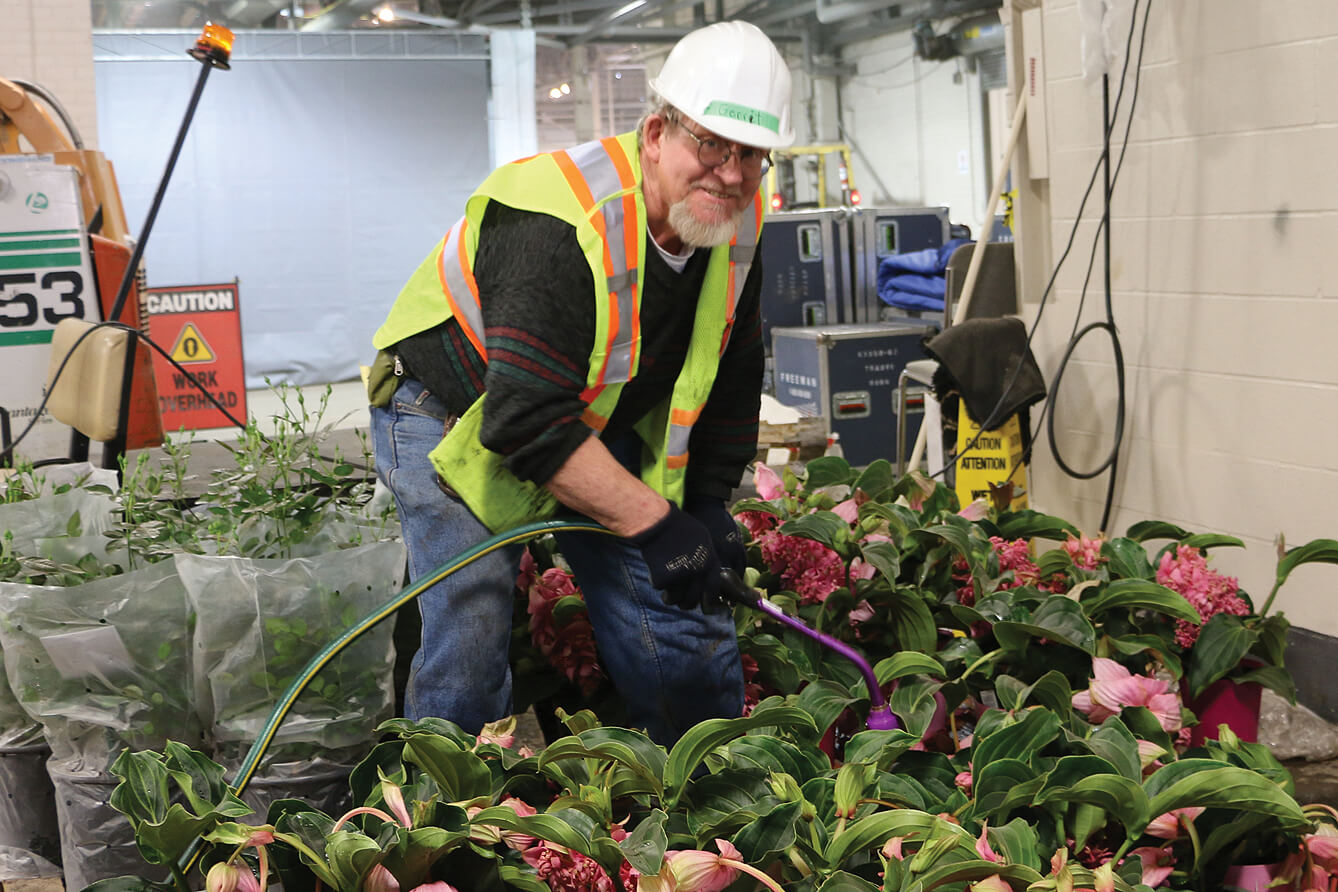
[189,23,235,70]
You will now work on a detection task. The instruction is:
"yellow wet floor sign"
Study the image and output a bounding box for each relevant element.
[954,401,1028,511]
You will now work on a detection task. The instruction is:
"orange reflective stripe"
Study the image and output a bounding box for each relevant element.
[553,150,596,212]
[666,453,690,470]
[602,137,642,368]
[435,217,485,358]
[580,404,609,432]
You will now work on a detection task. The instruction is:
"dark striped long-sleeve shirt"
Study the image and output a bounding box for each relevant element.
[393,200,764,502]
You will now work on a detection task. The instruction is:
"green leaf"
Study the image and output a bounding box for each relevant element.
[995,510,1079,542]
[972,708,1062,770]
[796,680,864,738]
[1185,614,1256,697]
[1087,718,1143,781]
[1180,533,1245,552]
[729,799,802,865]
[853,460,896,501]
[724,736,830,783]
[497,864,550,892]
[822,810,967,869]
[663,706,818,807]
[1126,521,1192,543]
[1037,755,1149,836]
[81,881,176,892]
[1277,539,1338,589]
[683,769,779,839]
[806,456,857,488]
[817,871,882,891]
[971,758,1039,818]
[325,829,385,892]
[381,825,469,889]
[404,736,493,802]
[986,817,1042,872]
[914,859,1045,891]
[841,729,920,770]
[1103,538,1155,580]
[1081,578,1202,624]
[779,511,850,551]
[1143,763,1308,831]
[993,597,1096,654]
[1236,663,1295,702]
[470,807,597,858]
[873,652,945,686]
[859,540,901,581]
[618,809,668,875]
[538,728,666,797]
[884,587,938,653]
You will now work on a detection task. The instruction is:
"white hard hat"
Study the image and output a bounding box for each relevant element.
[648,21,796,150]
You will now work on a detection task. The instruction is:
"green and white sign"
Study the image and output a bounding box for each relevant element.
[0,157,99,461]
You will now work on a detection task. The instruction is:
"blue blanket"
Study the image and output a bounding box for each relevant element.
[877,238,970,312]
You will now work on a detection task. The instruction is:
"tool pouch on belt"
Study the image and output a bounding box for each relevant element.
[366,350,400,408]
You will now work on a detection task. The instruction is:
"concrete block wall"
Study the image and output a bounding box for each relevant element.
[839,30,990,234]
[1014,0,1338,636]
[1,0,99,148]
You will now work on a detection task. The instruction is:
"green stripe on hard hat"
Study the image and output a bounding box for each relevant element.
[701,100,780,134]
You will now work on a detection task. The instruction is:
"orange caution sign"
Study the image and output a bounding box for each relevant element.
[145,282,247,431]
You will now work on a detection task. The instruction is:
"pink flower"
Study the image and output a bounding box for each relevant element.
[975,822,1001,862]
[953,536,1066,605]
[1064,534,1106,570]
[1156,545,1249,648]
[905,472,936,511]
[1072,658,1182,732]
[476,717,516,750]
[206,862,260,892]
[380,776,412,828]
[522,842,616,892]
[735,510,779,539]
[881,837,905,861]
[1305,823,1338,872]
[740,654,764,716]
[832,498,860,524]
[754,463,785,499]
[522,564,606,695]
[756,532,846,604]
[1127,845,1175,888]
[1145,807,1204,839]
[364,865,399,892]
[665,839,742,892]
[955,771,973,793]
[957,499,989,522]
[409,884,458,892]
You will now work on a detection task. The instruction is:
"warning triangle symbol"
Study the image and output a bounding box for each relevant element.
[169,322,216,364]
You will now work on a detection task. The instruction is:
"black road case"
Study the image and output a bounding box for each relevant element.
[850,206,951,324]
[758,208,855,351]
[771,321,936,468]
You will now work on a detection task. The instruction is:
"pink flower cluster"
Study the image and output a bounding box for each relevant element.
[518,550,605,696]
[1155,545,1249,648]
[522,842,617,892]
[756,531,848,604]
[954,537,1062,606]
[1064,534,1106,570]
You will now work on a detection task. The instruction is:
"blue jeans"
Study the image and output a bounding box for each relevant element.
[370,376,743,745]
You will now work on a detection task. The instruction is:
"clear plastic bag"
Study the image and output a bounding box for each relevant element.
[0,560,203,768]
[178,541,404,772]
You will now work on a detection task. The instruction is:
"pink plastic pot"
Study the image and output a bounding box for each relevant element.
[1185,676,1262,747]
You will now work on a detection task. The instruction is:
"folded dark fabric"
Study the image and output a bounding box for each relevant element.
[923,317,1046,430]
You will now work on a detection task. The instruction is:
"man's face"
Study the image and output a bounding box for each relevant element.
[643,112,767,249]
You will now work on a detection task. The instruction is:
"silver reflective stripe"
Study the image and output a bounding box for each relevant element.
[668,422,692,458]
[568,139,638,384]
[441,218,484,341]
[729,243,755,265]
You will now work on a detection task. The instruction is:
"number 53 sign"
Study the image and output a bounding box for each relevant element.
[0,157,99,460]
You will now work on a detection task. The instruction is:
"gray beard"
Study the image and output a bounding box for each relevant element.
[667,198,743,248]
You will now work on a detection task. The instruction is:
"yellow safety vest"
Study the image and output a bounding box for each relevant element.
[373,131,763,532]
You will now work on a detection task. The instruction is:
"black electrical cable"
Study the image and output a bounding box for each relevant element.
[927,0,1148,490]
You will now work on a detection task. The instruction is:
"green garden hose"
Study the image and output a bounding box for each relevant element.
[178,518,609,874]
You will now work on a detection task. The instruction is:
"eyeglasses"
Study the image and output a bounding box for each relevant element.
[670,115,772,178]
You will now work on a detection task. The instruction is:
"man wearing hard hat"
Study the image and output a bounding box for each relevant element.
[367,21,794,745]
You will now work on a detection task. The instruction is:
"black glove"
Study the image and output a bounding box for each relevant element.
[630,502,722,609]
[684,496,746,576]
